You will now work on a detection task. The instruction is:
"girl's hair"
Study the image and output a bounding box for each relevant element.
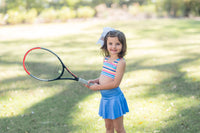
[101,30,127,58]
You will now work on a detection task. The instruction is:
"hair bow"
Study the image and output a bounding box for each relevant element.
[96,27,115,46]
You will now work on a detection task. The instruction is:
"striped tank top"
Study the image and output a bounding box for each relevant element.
[101,57,121,79]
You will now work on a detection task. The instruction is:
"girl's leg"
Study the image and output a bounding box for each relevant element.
[113,116,126,133]
[104,119,114,133]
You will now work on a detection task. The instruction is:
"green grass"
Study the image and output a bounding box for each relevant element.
[0,19,200,133]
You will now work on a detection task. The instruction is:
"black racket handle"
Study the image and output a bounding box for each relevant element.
[78,78,94,86]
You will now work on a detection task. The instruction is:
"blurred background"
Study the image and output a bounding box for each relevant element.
[0,0,200,133]
[0,0,200,25]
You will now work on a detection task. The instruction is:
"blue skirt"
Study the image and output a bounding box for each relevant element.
[99,87,129,120]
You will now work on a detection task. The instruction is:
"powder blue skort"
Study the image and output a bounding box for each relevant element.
[99,87,129,120]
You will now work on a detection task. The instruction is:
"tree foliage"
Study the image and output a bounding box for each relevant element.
[0,0,199,25]
[0,0,199,16]
[156,0,200,17]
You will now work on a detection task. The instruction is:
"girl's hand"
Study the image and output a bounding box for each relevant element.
[89,83,101,91]
[84,82,101,91]
[83,80,95,88]
[83,80,95,89]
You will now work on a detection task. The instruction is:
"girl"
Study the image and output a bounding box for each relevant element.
[85,28,129,133]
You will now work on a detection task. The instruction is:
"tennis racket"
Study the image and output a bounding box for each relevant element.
[23,47,93,86]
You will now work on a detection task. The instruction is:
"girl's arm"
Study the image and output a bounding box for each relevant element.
[90,59,126,91]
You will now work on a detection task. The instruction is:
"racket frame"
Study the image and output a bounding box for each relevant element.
[23,47,79,82]
[23,47,93,86]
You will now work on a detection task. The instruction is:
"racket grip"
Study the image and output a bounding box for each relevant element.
[78,78,93,86]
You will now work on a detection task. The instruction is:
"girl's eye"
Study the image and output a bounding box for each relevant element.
[116,43,120,45]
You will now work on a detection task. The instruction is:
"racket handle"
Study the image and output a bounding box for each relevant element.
[78,78,93,86]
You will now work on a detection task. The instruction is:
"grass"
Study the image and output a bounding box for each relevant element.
[0,19,200,133]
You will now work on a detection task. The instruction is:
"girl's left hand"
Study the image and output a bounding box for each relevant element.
[84,83,101,91]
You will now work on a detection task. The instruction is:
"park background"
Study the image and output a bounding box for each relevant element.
[0,0,200,133]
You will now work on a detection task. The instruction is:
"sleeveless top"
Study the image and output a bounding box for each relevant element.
[101,57,121,79]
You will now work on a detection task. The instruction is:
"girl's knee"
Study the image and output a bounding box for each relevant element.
[104,119,114,131]
[115,127,126,133]
[105,123,114,130]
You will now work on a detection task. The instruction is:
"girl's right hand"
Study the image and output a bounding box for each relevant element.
[84,83,101,91]
[83,80,95,88]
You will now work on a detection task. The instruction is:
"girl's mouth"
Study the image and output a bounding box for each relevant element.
[111,49,117,52]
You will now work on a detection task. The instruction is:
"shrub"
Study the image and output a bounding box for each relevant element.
[57,7,76,21]
[24,9,37,24]
[128,3,140,16]
[129,3,156,18]
[141,4,156,18]
[77,6,95,18]
[39,8,57,23]
[0,13,4,25]
[6,10,25,24]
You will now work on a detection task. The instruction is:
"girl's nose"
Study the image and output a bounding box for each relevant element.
[112,44,116,48]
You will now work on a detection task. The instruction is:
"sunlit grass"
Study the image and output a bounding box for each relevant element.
[0,87,61,118]
[0,19,200,132]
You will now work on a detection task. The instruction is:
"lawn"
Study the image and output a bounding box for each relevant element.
[0,19,200,133]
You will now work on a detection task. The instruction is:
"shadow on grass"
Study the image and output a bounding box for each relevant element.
[1,19,200,132]
[1,49,199,132]
[126,45,200,132]
[160,106,200,133]
[0,32,103,131]
[0,66,99,133]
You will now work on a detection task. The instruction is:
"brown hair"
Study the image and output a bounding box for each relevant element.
[101,30,127,58]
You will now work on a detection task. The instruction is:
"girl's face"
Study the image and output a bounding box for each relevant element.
[106,37,122,57]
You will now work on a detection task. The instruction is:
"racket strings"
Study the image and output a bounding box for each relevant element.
[25,49,63,80]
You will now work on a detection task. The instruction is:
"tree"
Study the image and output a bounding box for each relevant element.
[161,0,200,17]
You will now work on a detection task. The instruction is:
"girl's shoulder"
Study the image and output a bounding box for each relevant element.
[117,58,126,67]
[118,57,126,63]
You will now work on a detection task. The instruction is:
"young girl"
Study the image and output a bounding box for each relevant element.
[85,28,129,133]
